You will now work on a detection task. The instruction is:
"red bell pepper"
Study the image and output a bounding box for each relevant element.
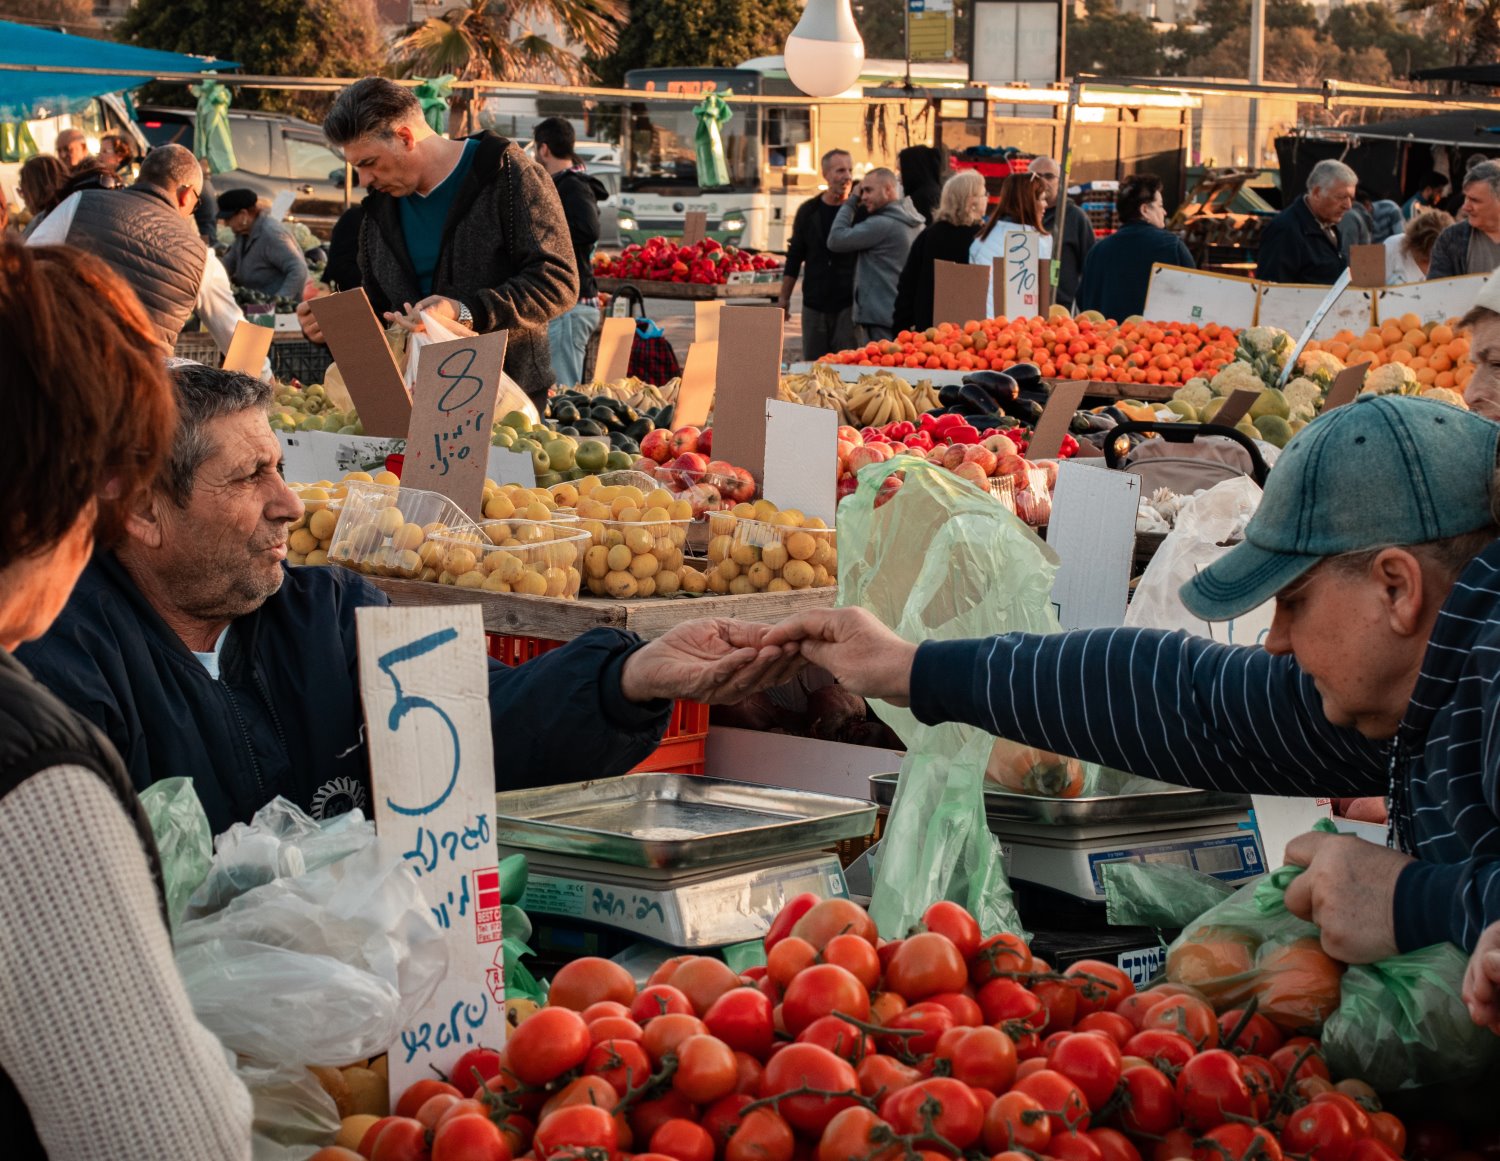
[903,431,934,452]
[947,423,981,445]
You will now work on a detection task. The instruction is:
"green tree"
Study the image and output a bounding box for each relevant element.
[1066,0,1166,77]
[1324,3,1446,76]
[0,0,96,30]
[392,0,626,133]
[118,0,384,116]
[591,0,801,85]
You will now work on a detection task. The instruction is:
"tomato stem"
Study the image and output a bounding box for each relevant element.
[739,1081,879,1117]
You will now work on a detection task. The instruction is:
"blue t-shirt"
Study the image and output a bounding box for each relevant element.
[398,138,479,295]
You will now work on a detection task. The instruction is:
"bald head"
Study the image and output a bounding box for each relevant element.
[55,128,89,169]
[859,167,900,212]
[137,145,204,219]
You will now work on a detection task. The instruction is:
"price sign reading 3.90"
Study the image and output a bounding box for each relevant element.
[404,331,507,518]
[356,605,502,1104]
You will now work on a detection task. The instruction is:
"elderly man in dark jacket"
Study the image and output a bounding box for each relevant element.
[297,77,577,408]
[1254,159,1357,285]
[18,367,804,835]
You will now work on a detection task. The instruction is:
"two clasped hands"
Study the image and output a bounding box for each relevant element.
[615,606,912,708]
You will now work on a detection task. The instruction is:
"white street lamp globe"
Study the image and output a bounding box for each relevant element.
[784,0,865,98]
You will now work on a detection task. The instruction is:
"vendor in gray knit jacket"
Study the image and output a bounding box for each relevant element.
[1427,161,1500,280]
[826,168,924,345]
[296,78,577,407]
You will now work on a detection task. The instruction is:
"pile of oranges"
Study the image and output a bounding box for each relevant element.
[820,316,1241,387]
[1305,314,1473,393]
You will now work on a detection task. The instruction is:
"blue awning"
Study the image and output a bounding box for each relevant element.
[0,22,235,121]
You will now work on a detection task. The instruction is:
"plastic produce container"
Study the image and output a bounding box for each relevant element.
[327,481,482,580]
[430,521,589,598]
[707,516,838,593]
[578,516,700,599]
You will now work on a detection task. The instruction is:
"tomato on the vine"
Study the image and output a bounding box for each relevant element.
[651,1118,716,1161]
[1011,1068,1091,1135]
[1049,1031,1122,1109]
[549,956,637,1011]
[1075,1011,1134,1048]
[1218,1009,1283,1055]
[817,1107,900,1161]
[764,893,819,953]
[931,1025,1017,1093]
[702,987,774,1057]
[970,932,1033,985]
[534,1104,619,1160]
[1175,1050,1254,1131]
[759,1042,862,1136]
[824,933,882,990]
[507,1006,591,1085]
[447,1047,503,1097]
[1118,1065,1179,1136]
[1049,1129,1105,1161]
[1124,1028,1196,1071]
[781,963,871,1036]
[856,1051,921,1100]
[976,978,1045,1030]
[724,1108,796,1161]
[370,1119,431,1161]
[1141,993,1219,1050]
[885,932,968,999]
[431,1114,513,1161]
[632,984,696,1024]
[1064,960,1135,1016]
[1193,1124,1283,1161]
[790,898,878,950]
[798,1015,876,1063]
[921,902,982,960]
[878,1000,955,1057]
[586,1037,652,1097]
[1090,1127,1144,1161]
[982,1089,1052,1154]
[924,992,983,1028]
[879,1077,985,1152]
[673,1033,739,1103]
[643,1013,709,1063]
[1281,1099,1356,1161]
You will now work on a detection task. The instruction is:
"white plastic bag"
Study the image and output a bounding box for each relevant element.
[1124,476,1265,638]
[405,308,538,424]
[174,799,449,1068]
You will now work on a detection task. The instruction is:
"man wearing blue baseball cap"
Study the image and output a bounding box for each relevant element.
[766,394,1500,963]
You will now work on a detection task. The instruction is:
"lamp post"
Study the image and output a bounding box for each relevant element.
[785,0,867,98]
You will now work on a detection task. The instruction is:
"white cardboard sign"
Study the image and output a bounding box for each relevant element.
[276,431,535,489]
[762,399,838,525]
[356,605,502,1102]
[1047,460,1141,629]
[1375,272,1490,327]
[996,227,1044,319]
[1144,265,1259,330]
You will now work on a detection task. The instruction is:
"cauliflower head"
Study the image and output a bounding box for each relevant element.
[1283,376,1323,422]
[1209,361,1266,397]
[1297,349,1346,386]
[1361,363,1419,396]
[1174,378,1213,409]
[1239,326,1293,357]
[1422,386,1469,409]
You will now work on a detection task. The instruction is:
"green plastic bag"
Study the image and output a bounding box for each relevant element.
[1102,861,1235,929]
[839,456,1068,939]
[1323,942,1500,1092]
[191,78,236,175]
[139,777,213,927]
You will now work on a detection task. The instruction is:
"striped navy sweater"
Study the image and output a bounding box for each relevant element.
[910,539,1500,953]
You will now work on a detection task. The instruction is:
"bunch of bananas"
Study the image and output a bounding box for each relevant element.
[779,364,853,423]
[846,373,924,427]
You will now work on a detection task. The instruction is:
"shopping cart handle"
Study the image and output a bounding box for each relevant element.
[1102,420,1270,487]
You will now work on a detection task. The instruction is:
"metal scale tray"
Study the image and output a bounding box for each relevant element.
[496,773,877,870]
[868,772,1252,827]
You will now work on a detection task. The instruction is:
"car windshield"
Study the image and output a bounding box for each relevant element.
[622,102,760,194]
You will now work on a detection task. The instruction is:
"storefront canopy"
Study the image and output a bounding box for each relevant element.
[0,21,234,121]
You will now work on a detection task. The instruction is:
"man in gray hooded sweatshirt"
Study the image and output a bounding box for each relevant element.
[827,168,925,343]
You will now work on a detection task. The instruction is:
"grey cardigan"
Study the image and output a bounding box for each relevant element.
[827,196,926,327]
[1426,219,1500,280]
[357,132,578,401]
[223,213,309,300]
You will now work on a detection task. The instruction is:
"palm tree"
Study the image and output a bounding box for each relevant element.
[1397,0,1499,69]
[392,0,627,134]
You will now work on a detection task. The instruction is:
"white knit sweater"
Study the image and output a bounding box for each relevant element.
[0,766,252,1158]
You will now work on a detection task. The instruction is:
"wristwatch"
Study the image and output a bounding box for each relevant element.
[456,301,474,327]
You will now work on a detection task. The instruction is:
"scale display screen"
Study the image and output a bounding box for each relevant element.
[1086,832,1262,895]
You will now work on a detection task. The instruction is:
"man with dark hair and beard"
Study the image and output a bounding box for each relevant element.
[18,366,805,834]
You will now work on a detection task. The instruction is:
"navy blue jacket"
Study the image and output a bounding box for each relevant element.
[1254,195,1347,285]
[17,555,671,835]
[1074,220,1195,322]
[908,537,1500,954]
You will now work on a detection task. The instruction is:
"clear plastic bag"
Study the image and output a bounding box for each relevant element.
[1102,861,1235,929]
[405,308,538,424]
[239,1062,341,1161]
[838,456,1064,938]
[1322,943,1500,1092]
[1124,476,1264,638]
[174,799,448,1068]
[139,777,213,927]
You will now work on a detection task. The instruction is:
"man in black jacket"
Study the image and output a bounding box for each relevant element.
[779,149,857,361]
[1030,156,1096,310]
[1254,159,1357,285]
[17,366,804,835]
[296,78,577,408]
[534,117,607,389]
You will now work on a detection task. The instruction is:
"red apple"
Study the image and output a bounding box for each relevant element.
[848,445,886,475]
[874,473,905,509]
[698,427,714,456]
[836,439,858,473]
[632,456,659,476]
[671,426,701,456]
[670,452,709,475]
[926,448,949,465]
[728,467,756,504]
[953,461,989,487]
[705,459,737,478]
[836,475,859,501]
[942,444,970,471]
[995,451,1028,479]
[962,445,998,476]
[683,482,723,518]
[837,425,863,446]
[640,428,673,464]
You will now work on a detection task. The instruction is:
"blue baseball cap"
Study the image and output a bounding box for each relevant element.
[1181,394,1500,621]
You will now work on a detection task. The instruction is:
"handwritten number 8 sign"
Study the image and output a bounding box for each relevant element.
[436,346,486,414]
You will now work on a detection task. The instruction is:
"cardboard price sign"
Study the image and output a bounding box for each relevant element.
[402,331,507,518]
[999,227,1044,318]
[682,210,709,246]
[1048,461,1142,629]
[675,340,718,429]
[308,290,412,437]
[1322,363,1366,411]
[595,317,637,383]
[356,605,502,1104]
[711,306,784,487]
[1349,244,1387,289]
[222,320,274,376]
[931,260,989,328]
[1212,388,1262,429]
[763,399,837,525]
[1027,379,1088,461]
[695,299,724,344]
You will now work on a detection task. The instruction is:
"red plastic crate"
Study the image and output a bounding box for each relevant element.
[951,156,1031,178]
[485,633,708,773]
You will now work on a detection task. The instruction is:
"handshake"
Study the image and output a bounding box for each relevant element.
[617,607,920,707]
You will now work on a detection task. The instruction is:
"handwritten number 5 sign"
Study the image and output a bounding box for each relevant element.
[357,605,501,1102]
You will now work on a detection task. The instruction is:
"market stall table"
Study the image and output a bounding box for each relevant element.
[365,577,837,641]
[596,275,781,303]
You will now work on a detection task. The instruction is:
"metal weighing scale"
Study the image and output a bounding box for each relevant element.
[868,772,1265,983]
[496,774,877,957]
